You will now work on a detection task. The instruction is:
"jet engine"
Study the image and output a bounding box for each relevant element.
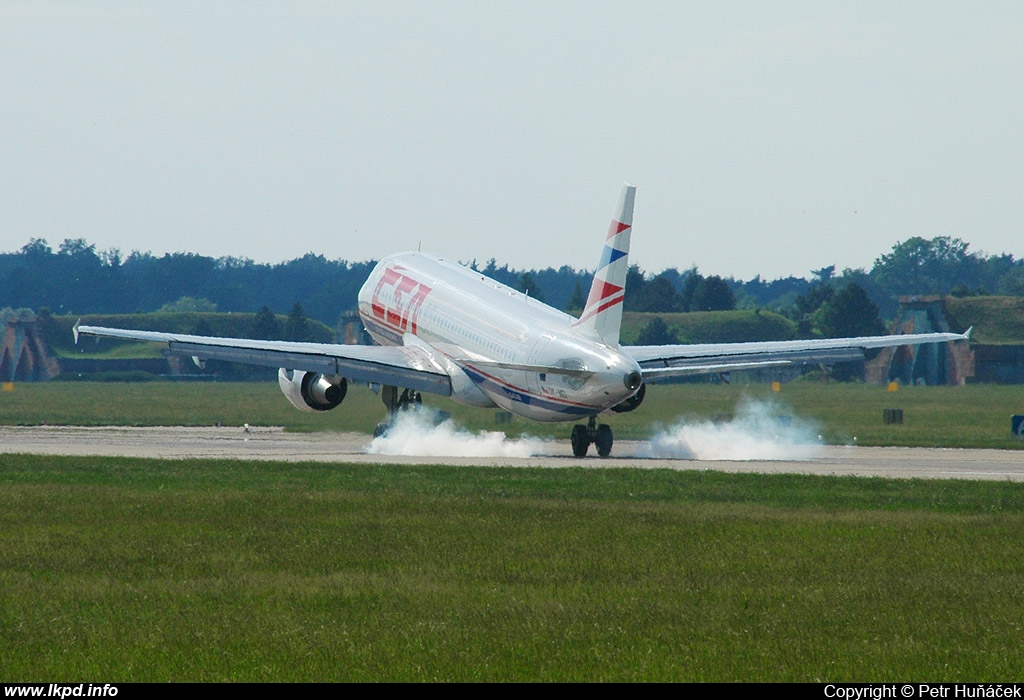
[278,369,347,412]
[610,382,646,413]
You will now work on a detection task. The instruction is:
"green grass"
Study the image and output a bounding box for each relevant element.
[0,381,386,432]
[9,380,1024,446]
[945,296,1024,344]
[3,380,1024,448]
[2,456,1023,681]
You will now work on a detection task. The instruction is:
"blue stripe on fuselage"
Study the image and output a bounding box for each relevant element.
[460,364,598,417]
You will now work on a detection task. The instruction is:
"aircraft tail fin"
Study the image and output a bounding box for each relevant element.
[572,184,636,346]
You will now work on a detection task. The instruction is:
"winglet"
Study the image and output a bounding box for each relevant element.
[73,319,81,345]
[572,184,636,346]
[964,326,974,340]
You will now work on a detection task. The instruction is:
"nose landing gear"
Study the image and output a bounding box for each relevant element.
[570,416,613,457]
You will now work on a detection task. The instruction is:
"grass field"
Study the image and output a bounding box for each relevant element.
[2,455,1023,682]
[2,379,1023,448]
[3,381,1024,681]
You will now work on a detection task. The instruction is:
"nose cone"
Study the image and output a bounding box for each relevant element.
[624,370,643,391]
[597,350,644,407]
[569,341,645,414]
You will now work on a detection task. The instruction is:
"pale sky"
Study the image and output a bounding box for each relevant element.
[2,1,1022,280]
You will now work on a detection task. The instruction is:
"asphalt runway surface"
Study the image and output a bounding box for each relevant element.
[1,425,1022,481]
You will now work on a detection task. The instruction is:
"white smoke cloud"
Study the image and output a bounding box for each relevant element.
[638,399,823,461]
[364,410,544,458]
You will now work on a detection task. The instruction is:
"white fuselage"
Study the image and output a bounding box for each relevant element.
[356,252,643,422]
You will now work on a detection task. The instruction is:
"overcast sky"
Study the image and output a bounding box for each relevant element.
[2,1,1022,280]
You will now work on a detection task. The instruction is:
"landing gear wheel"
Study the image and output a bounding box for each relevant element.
[399,389,422,411]
[595,423,613,457]
[570,424,590,457]
[377,385,424,437]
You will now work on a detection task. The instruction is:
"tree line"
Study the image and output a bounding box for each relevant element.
[2,235,1022,338]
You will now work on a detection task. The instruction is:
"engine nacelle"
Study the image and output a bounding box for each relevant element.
[278,369,347,412]
[610,382,646,413]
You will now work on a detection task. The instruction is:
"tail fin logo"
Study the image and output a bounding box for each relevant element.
[572,184,636,345]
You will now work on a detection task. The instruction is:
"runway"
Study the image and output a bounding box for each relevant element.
[1,425,1022,481]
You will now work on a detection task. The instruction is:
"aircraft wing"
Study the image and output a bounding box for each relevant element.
[73,323,453,396]
[625,330,971,384]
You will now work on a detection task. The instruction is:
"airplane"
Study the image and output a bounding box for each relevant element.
[74,184,971,457]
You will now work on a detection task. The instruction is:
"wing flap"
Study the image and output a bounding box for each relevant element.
[642,360,792,383]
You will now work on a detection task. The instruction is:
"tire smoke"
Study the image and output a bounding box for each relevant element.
[365,410,544,458]
[638,399,824,461]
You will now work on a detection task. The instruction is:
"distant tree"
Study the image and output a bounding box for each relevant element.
[100,248,123,267]
[834,266,894,319]
[0,307,35,322]
[950,285,989,298]
[21,238,52,257]
[533,264,585,312]
[680,268,704,311]
[35,306,56,342]
[623,265,647,311]
[997,267,1024,296]
[691,275,735,311]
[792,282,834,335]
[251,306,281,340]
[134,252,219,312]
[284,301,312,341]
[654,267,685,293]
[741,274,816,310]
[566,280,586,313]
[812,265,836,283]
[483,258,518,288]
[17,230,1024,336]
[872,236,977,296]
[795,283,834,316]
[159,296,217,313]
[635,317,679,345]
[815,283,884,338]
[57,238,98,258]
[634,276,682,312]
[516,272,545,302]
[978,253,1019,293]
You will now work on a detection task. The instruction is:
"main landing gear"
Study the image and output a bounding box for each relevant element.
[570,416,613,458]
[373,385,422,438]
